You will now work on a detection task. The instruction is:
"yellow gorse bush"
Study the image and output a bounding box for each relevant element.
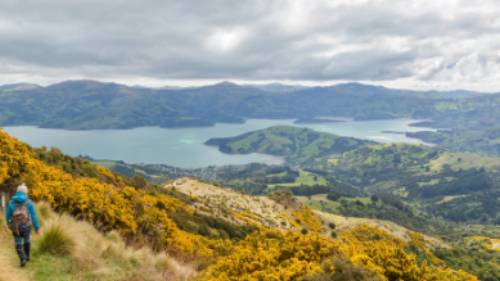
[198,229,336,281]
[199,224,479,280]
[293,206,323,233]
[338,225,478,281]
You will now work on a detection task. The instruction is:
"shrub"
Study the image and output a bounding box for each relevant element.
[37,224,75,256]
[306,257,381,281]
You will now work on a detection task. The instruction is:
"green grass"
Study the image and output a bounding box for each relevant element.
[265,171,288,178]
[435,102,460,111]
[296,194,375,213]
[295,171,328,186]
[429,152,500,172]
[417,179,440,187]
[206,125,370,164]
[92,160,118,168]
[30,255,87,281]
[433,237,500,281]
[268,170,327,188]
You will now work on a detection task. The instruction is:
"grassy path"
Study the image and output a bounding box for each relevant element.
[1,207,195,281]
[0,216,32,281]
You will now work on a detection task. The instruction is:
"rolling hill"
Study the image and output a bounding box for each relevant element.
[203,124,500,227]
[206,125,372,164]
[0,129,487,280]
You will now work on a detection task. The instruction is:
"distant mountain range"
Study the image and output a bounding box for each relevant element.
[0,80,491,129]
[1,79,499,154]
[0,80,488,96]
[0,82,42,92]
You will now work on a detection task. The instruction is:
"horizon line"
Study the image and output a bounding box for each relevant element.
[2,78,499,94]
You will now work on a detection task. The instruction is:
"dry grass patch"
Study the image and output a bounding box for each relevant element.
[167,178,291,228]
[52,212,194,281]
[315,210,445,247]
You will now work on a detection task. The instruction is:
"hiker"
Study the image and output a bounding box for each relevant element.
[5,183,41,267]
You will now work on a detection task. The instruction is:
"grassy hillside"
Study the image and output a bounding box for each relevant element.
[202,128,500,227]
[167,180,494,281]
[410,95,500,155]
[0,204,193,281]
[100,141,500,227]
[206,125,370,164]
[0,130,485,280]
[165,178,292,229]
[168,179,441,244]
[408,127,500,156]
[308,143,500,226]
[429,152,500,172]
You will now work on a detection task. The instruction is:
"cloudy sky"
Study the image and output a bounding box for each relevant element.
[1,0,499,91]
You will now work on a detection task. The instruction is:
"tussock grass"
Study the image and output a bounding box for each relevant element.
[45,209,195,281]
[37,225,75,256]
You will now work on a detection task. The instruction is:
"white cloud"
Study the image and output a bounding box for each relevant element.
[205,28,249,53]
[270,0,317,33]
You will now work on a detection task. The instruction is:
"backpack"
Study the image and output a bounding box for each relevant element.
[11,202,32,235]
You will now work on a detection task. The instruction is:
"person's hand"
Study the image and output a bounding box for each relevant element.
[35,229,40,235]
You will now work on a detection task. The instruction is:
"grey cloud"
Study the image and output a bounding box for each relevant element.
[321,49,417,80]
[0,0,499,88]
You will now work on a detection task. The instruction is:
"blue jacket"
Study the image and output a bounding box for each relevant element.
[5,192,41,231]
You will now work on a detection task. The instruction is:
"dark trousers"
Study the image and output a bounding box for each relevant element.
[13,224,31,262]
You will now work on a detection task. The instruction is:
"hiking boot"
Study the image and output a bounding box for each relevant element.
[20,259,27,267]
